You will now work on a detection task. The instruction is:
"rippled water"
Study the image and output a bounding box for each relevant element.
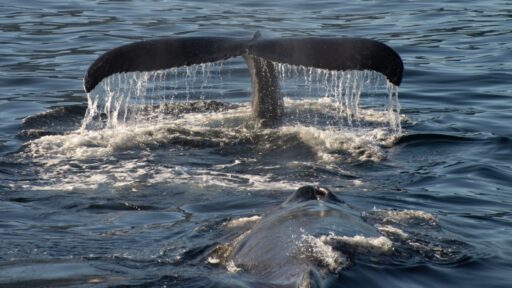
[1,0,511,287]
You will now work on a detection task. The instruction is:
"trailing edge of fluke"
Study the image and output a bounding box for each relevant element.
[83,32,403,123]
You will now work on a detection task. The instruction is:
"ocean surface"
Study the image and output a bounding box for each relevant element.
[1,0,511,287]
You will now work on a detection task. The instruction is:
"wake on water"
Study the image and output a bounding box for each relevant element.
[15,60,403,191]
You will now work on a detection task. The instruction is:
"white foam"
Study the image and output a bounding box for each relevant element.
[297,232,393,273]
[322,233,394,254]
[298,234,350,272]
[207,257,221,264]
[19,95,403,191]
[148,166,313,191]
[365,209,437,225]
[16,161,314,192]
[352,179,364,186]
[279,125,394,162]
[224,216,262,228]
[207,246,239,272]
[375,224,409,240]
[225,260,241,273]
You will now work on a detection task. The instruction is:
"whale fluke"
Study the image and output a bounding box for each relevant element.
[84,37,252,93]
[83,32,403,123]
[249,37,403,86]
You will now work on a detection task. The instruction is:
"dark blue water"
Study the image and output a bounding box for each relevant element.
[1,0,511,287]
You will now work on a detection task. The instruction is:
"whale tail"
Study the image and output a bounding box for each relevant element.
[83,32,403,123]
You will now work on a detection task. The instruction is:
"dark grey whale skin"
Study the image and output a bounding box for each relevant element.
[83,33,403,125]
[222,186,380,287]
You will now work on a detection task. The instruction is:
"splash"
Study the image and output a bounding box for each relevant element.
[298,233,350,273]
[17,100,399,191]
[81,61,402,133]
[14,61,405,191]
[82,62,226,130]
[274,63,401,133]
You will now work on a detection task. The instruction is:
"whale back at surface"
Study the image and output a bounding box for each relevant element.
[225,186,380,286]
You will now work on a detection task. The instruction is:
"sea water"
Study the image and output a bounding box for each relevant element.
[0,0,511,287]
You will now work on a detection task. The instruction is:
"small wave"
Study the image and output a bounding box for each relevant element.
[375,224,409,240]
[85,202,158,212]
[297,232,393,273]
[19,105,87,140]
[363,208,437,226]
[21,105,87,130]
[11,159,314,192]
[362,208,470,265]
[298,233,350,273]
[0,261,113,287]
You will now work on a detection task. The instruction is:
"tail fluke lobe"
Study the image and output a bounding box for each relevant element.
[84,37,250,92]
[248,37,403,86]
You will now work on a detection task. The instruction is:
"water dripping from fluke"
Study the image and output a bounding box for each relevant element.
[81,61,228,130]
[81,64,402,134]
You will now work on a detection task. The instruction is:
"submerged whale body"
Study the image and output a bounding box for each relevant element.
[84,32,403,126]
[210,186,385,287]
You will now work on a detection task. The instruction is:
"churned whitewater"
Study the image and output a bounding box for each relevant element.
[14,65,401,193]
[1,1,511,287]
